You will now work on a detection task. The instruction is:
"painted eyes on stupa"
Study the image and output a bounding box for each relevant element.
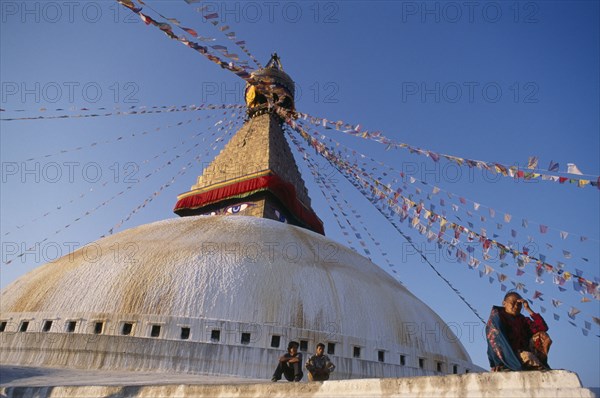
[274,210,288,223]
[204,203,254,216]
[226,203,250,214]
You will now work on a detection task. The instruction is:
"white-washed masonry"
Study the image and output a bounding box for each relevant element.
[0,216,482,379]
[0,312,475,379]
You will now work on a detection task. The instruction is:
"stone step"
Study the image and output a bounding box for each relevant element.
[1,369,596,398]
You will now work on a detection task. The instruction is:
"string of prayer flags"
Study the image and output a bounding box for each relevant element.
[288,112,593,296]
[106,118,240,235]
[291,119,600,300]
[0,103,235,114]
[4,116,241,266]
[304,155,363,254]
[296,124,596,330]
[1,103,244,122]
[288,126,399,273]
[423,223,597,331]
[4,113,243,240]
[188,1,262,68]
[292,113,600,279]
[19,113,219,162]
[284,115,488,323]
[133,0,250,67]
[115,0,252,80]
[421,205,598,330]
[296,111,600,189]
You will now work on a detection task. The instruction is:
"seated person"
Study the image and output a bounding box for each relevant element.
[271,341,303,382]
[486,292,552,371]
[306,343,336,381]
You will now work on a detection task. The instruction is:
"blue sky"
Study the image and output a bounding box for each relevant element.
[1,0,599,387]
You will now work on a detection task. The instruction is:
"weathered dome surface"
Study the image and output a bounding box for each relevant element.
[1,216,475,377]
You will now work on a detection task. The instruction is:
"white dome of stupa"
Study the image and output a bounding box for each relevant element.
[0,215,477,379]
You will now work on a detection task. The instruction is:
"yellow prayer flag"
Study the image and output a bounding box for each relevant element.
[411,216,420,227]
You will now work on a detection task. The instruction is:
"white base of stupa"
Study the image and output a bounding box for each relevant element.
[1,366,595,398]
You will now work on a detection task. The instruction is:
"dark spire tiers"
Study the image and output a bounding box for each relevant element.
[174,55,323,235]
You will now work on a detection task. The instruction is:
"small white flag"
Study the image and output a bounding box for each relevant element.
[567,163,583,175]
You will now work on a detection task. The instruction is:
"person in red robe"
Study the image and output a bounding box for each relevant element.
[486,292,552,371]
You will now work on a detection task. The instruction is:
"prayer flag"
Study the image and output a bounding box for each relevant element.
[527,156,538,169]
[568,307,581,319]
[551,299,562,307]
[567,163,583,175]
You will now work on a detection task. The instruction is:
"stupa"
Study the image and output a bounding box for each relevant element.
[0,55,480,380]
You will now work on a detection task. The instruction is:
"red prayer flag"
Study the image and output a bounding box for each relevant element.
[182,27,198,37]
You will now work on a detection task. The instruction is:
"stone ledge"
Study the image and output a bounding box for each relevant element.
[1,369,596,398]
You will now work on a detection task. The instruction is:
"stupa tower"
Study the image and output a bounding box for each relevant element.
[174,54,324,234]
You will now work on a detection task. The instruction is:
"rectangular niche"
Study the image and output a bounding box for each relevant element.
[121,322,134,336]
[66,321,77,333]
[19,321,29,332]
[150,324,161,338]
[93,321,104,334]
[327,342,335,355]
[42,320,53,332]
[299,340,308,352]
[270,335,281,348]
[180,327,190,340]
[241,332,251,345]
[436,361,444,373]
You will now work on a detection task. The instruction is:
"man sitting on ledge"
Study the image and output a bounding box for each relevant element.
[271,341,303,382]
[486,292,552,371]
[306,343,335,381]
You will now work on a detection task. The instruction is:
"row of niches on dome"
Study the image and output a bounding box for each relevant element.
[0,312,473,376]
